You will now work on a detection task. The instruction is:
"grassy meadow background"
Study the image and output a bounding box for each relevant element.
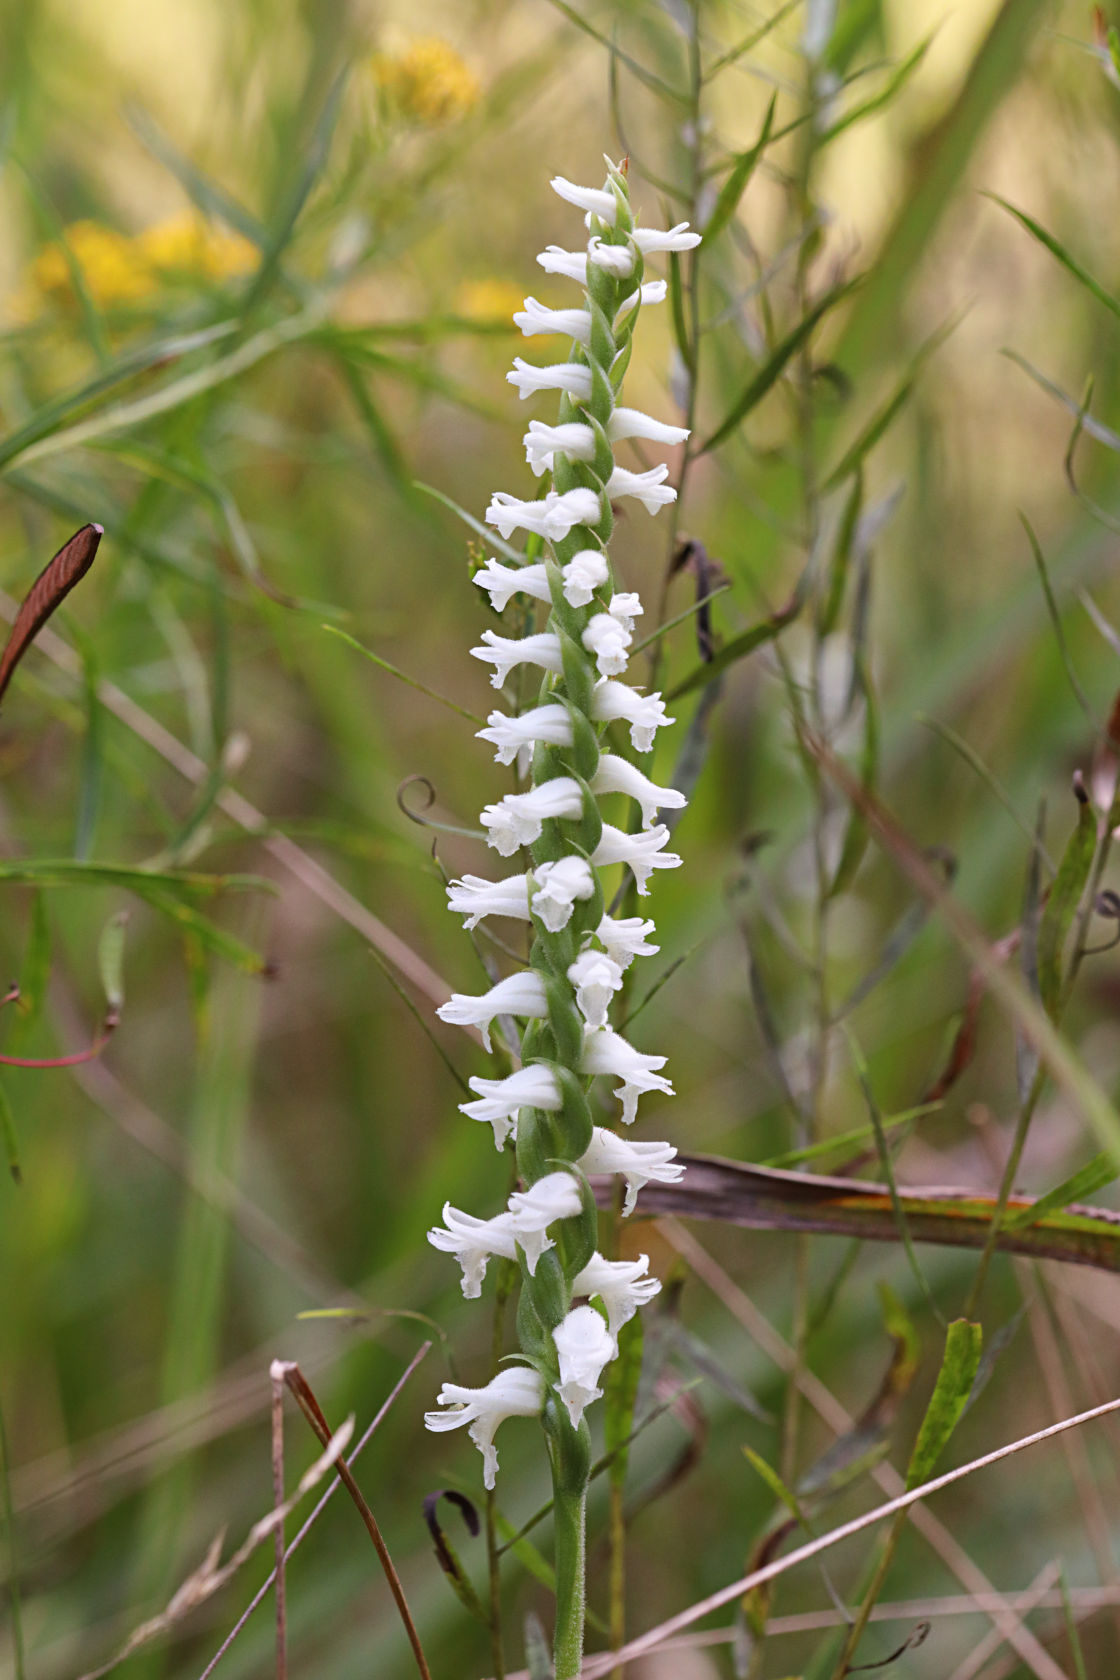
[5,0,1120,1675]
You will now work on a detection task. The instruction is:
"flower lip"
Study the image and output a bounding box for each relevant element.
[424,1365,545,1489]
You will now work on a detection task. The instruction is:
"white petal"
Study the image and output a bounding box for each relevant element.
[536,245,588,282]
[481,777,583,855]
[513,296,593,346]
[471,629,563,689]
[631,223,702,255]
[577,1126,684,1216]
[562,548,609,608]
[592,822,682,896]
[508,1170,584,1271]
[567,949,624,1027]
[592,753,686,827]
[551,175,618,223]
[531,856,596,931]
[595,914,659,968]
[608,407,689,447]
[474,558,550,612]
[428,1204,520,1296]
[572,1251,660,1342]
[447,873,532,929]
[424,1366,545,1489]
[553,1304,615,1426]
[436,971,548,1051]
[606,463,677,515]
[507,358,593,402]
[592,681,674,753]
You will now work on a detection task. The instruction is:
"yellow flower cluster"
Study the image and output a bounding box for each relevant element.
[369,38,480,125]
[26,211,257,312]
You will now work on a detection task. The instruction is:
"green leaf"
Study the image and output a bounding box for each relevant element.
[985,192,1120,323]
[667,563,810,700]
[905,1319,982,1490]
[1037,781,1096,1019]
[1004,1150,1120,1232]
[744,1446,803,1520]
[703,94,777,246]
[819,36,932,146]
[0,860,269,895]
[821,314,957,491]
[97,911,128,1015]
[699,277,861,454]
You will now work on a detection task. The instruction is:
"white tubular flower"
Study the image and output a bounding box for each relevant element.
[632,223,702,254]
[592,753,686,827]
[592,681,674,752]
[594,914,659,968]
[425,1366,545,1490]
[508,358,593,402]
[550,175,618,223]
[461,1064,563,1150]
[562,549,609,607]
[582,1025,674,1125]
[477,703,572,774]
[536,245,588,282]
[582,612,632,677]
[618,279,668,313]
[572,1251,661,1344]
[508,1171,585,1272]
[482,777,583,855]
[524,420,596,477]
[514,297,593,346]
[592,822,682,896]
[436,970,548,1051]
[471,629,563,689]
[447,872,531,928]
[475,558,550,612]
[577,1126,685,1217]
[607,592,643,635]
[428,1204,519,1296]
[608,406,689,447]
[486,487,600,542]
[606,463,677,515]
[566,948,624,1027]
[532,856,596,930]
[588,236,636,277]
[553,1305,615,1427]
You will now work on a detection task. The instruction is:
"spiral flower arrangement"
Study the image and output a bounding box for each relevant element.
[423,159,699,1675]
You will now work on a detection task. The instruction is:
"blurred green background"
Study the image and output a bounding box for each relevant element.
[5,0,1120,1675]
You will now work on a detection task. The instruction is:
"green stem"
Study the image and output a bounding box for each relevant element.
[552,1479,588,1680]
[829,1507,907,1678]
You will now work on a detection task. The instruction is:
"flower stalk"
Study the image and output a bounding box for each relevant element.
[425,159,698,1677]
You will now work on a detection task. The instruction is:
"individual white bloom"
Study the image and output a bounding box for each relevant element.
[566,948,624,1027]
[482,777,583,855]
[582,612,632,676]
[572,1251,661,1344]
[592,753,686,828]
[461,1064,563,1150]
[606,462,677,515]
[632,223,702,255]
[592,822,682,896]
[474,558,550,612]
[524,420,596,477]
[594,914,659,969]
[425,1366,545,1490]
[553,1305,615,1427]
[508,1171,584,1272]
[536,244,588,282]
[513,296,593,346]
[582,1025,674,1124]
[578,1126,685,1217]
[607,592,643,635]
[485,487,600,542]
[507,357,593,402]
[436,971,548,1051]
[446,872,531,928]
[550,175,618,223]
[477,703,572,775]
[618,279,668,314]
[531,856,596,930]
[608,407,689,447]
[592,681,674,752]
[471,629,563,689]
[428,1204,519,1297]
[588,236,636,277]
[562,549,609,607]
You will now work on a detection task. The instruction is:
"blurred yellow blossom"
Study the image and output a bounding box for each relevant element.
[21,212,257,316]
[455,279,525,323]
[369,39,480,125]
